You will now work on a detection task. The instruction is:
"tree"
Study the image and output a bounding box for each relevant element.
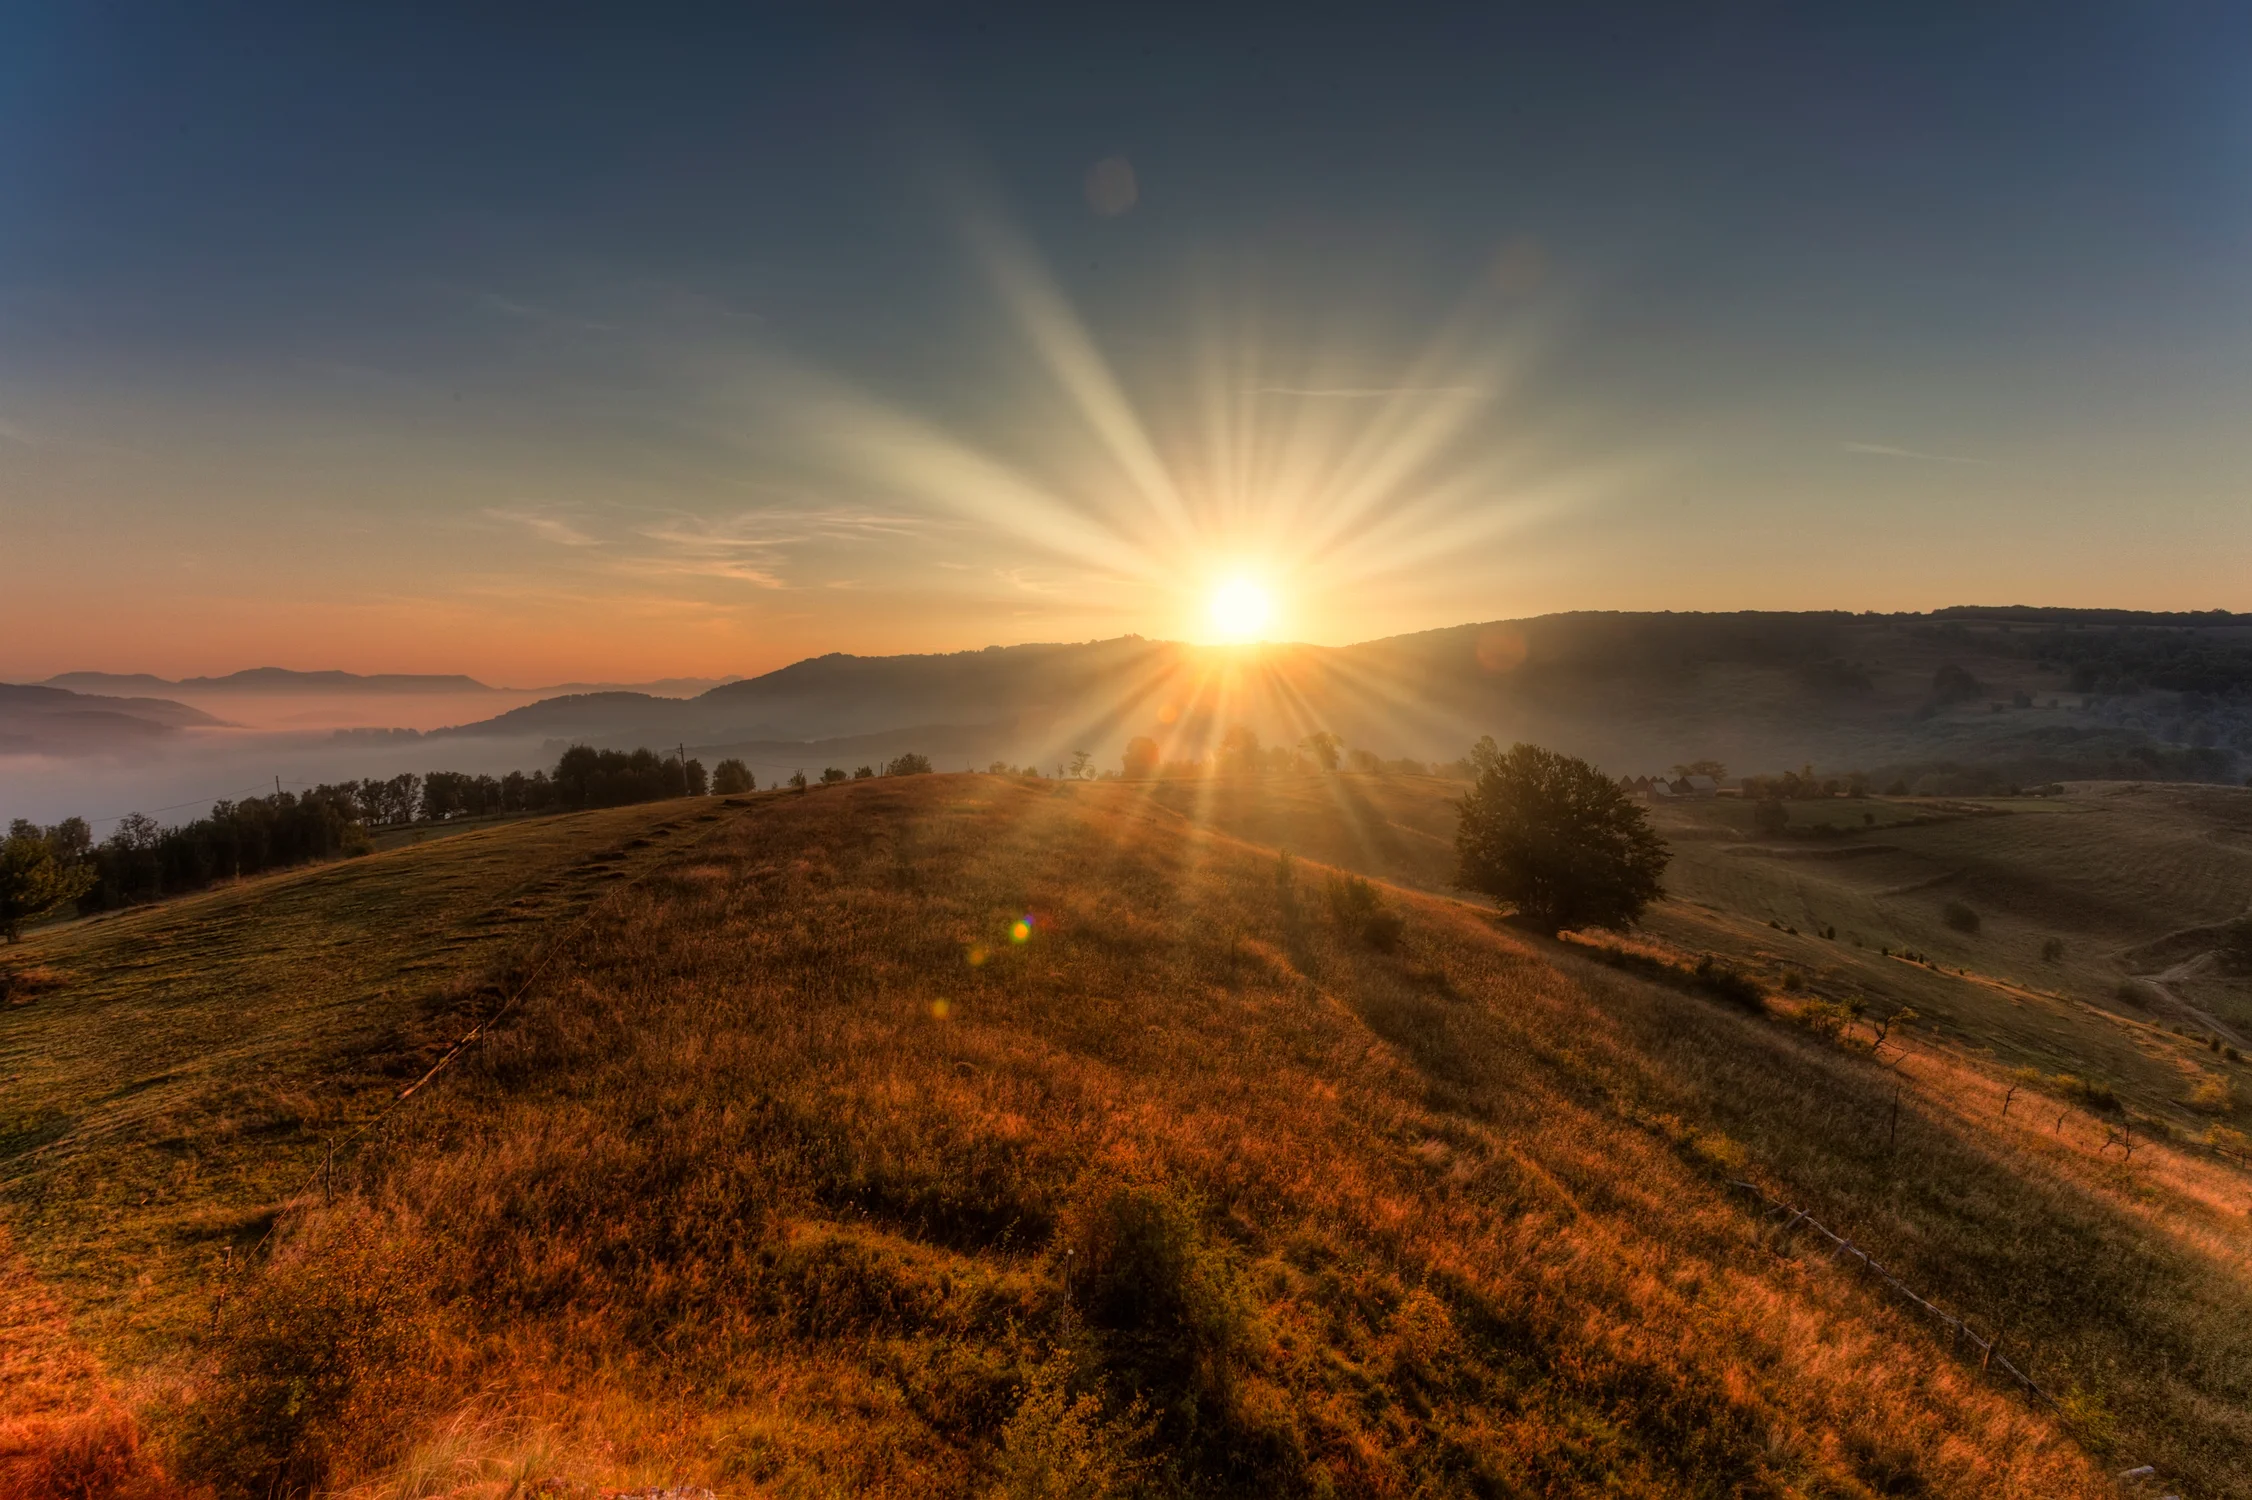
[1346,747,1384,774]
[1,826,97,941]
[885,752,933,777]
[1453,737,1670,934]
[788,770,808,790]
[1068,749,1093,779]
[821,767,848,785]
[1300,731,1343,772]
[1931,663,1984,705]
[1121,736,1159,779]
[1671,759,1726,782]
[1218,725,1263,777]
[711,758,753,795]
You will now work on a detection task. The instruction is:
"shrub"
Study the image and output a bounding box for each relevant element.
[822,767,849,785]
[2041,937,2065,962]
[1453,737,1669,934]
[854,765,876,779]
[2054,1074,2120,1112]
[1752,800,1789,837]
[0,962,68,1006]
[1941,901,1980,935]
[178,1217,431,1497]
[2114,979,2157,1010]
[1692,954,1765,1011]
[1795,999,1852,1043]
[1324,873,1404,952]
[1059,1178,1256,1451]
[885,753,934,777]
[991,1353,1149,1500]
[2190,1077,2235,1115]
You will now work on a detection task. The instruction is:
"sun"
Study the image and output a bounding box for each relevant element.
[1208,576,1274,642]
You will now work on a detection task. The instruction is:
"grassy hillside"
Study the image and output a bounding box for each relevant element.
[5,775,2251,1497]
[0,800,728,1367]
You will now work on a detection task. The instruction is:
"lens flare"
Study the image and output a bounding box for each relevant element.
[1209,577,1273,642]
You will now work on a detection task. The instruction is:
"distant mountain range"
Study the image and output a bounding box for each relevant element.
[39,669,744,697]
[15,610,2252,790]
[416,608,2252,790]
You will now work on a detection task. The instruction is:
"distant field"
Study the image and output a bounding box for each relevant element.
[1157,774,2252,1131]
[2,773,2249,1498]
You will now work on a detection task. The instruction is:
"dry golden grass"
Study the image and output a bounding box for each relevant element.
[10,773,2252,1496]
[0,1228,175,1499]
[148,774,2252,1497]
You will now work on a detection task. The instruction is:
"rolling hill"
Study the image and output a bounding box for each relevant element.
[0,684,224,756]
[4,773,2250,1496]
[426,609,2252,796]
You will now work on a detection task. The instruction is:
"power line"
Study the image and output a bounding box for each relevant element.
[69,782,278,827]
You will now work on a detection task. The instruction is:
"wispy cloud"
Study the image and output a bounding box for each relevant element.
[621,506,947,590]
[1842,441,1989,466]
[469,289,613,333]
[484,507,605,548]
[1247,385,1489,398]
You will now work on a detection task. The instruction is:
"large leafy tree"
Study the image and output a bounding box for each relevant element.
[1,823,97,942]
[1453,737,1669,934]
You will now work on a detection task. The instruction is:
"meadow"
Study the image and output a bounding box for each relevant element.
[3,773,2250,1496]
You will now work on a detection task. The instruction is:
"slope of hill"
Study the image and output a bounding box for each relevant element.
[4,776,2249,1497]
[0,683,224,755]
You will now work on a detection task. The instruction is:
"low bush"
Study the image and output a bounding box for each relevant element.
[1325,873,1404,952]
[1794,999,1853,1043]
[2190,1077,2236,1115]
[2054,1074,2121,1113]
[1058,1177,1258,1458]
[1941,901,1981,935]
[178,1216,433,1498]
[2114,979,2158,1010]
[990,1352,1150,1500]
[1692,954,1765,1012]
[0,962,67,1006]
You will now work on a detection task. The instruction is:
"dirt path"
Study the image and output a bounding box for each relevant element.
[2132,952,2247,1049]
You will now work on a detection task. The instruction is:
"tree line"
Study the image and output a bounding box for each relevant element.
[0,743,721,938]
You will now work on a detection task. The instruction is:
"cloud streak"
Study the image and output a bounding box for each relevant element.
[1843,441,1989,466]
[485,507,605,547]
[1247,385,1489,398]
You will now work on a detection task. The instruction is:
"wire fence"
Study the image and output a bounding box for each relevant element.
[1725,1178,2058,1407]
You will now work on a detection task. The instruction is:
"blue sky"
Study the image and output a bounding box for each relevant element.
[4,4,2250,679]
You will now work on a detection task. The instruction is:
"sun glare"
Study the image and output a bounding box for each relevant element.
[1209,576,1274,642]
